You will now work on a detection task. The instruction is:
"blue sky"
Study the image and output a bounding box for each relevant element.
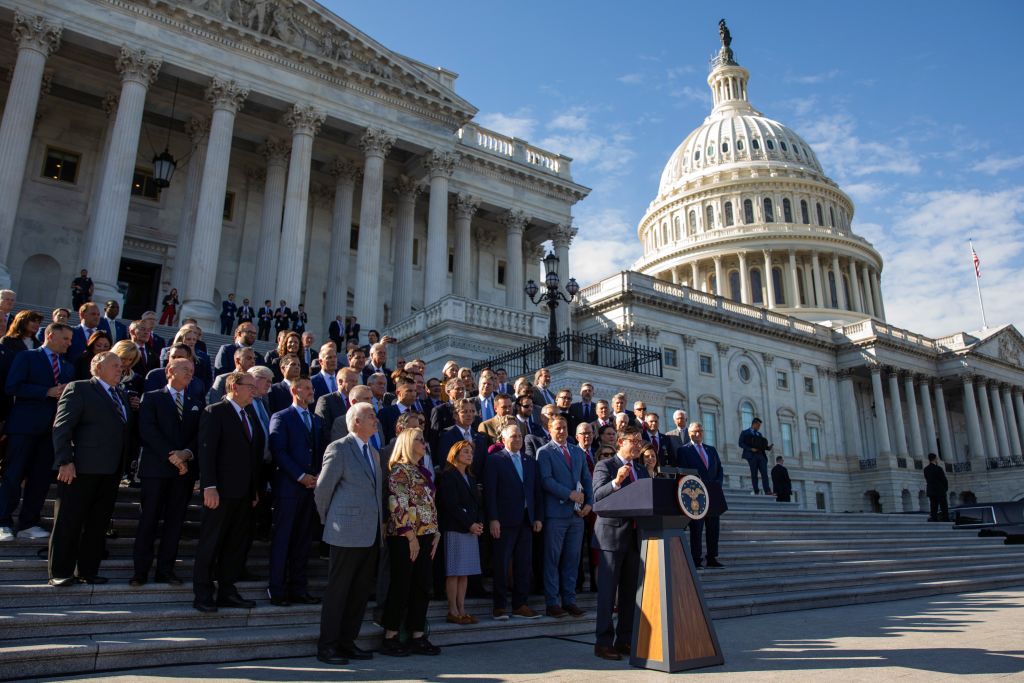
[326,1,1024,337]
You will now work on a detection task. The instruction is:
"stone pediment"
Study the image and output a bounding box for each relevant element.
[129,0,477,123]
[969,326,1024,368]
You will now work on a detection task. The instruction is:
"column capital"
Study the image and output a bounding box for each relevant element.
[360,127,396,158]
[868,363,882,375]
[185,116,211,144]
[12,12,62,57]
[552,223,577,249]
[101,92,119,118]
[245,166,266,184]
[392,173,423,201]
[713,254,723,264]
[715,342,730,357]
[473,226,496,249]
[762,248,771,260]
[792,359,803,371]
[499,208,529,233]
[837,368,854,380]
[682,334,697,348]
[761,352,775,367]
[260,137,291,166]
[283,102,325,136]
[115,46,162,88]
[916,374,933,388]
[328,157,361,183]
[960,373,977,385]
[453,192,479,219]
[424,148,459,178]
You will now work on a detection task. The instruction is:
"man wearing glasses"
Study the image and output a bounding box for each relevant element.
[676,422,728,568]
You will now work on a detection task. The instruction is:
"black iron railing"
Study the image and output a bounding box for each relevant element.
[858,459,877,471]
[472,332,663,378]
[986,456,1024,470]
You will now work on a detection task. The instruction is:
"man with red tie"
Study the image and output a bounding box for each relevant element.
[676,422,728,569]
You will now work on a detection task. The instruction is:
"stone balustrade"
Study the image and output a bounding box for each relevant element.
[458,122,573,179]
[384,294,549,343]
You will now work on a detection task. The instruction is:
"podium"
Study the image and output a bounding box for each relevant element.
[593,475,724,672]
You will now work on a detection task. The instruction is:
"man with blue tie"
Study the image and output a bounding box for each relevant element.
[677,422,728,568]
[568,382,595,428]
[592,425,646,661]
[484,423,544,621]
[310,344,338,404]
[132,358,203,586]
[0,323,74,542]
[267,377,325,606]
[67,302,102,364]
[537,415,593,618]
[474,375,497,422]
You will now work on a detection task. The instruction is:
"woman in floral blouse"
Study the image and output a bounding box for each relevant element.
[381,427,441,657]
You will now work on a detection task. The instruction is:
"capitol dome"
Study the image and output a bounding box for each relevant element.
[634,22,885,326]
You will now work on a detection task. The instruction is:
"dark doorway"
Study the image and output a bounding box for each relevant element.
[117,258,162,320]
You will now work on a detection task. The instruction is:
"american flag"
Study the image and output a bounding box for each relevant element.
[972,246,981,279]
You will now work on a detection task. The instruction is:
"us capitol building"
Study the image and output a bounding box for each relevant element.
[0,2,1022,512]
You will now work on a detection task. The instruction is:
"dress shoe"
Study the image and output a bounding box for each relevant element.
[48,577,77,587]
[461,614,478,624]
[594,645,622,661]
[446,612,464,624]
[545,605,567,618]
[78,575,109,585]
[378,635,410,657]
[217,593,256,609]
[289,593,321,605]
[129,575,147,587]
[492,608,508,621]
[193,598,218,613]
[338,644,373,660]
[706,558,724,568]
[615,643,631,656]
[154,572,183,586]
[511,605,541,619]
[409,636,440,656]
[269,596,292,607]
[316,649,349,665]
[563,603,586,617]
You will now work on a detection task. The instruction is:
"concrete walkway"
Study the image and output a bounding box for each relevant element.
[44,588,1024,682]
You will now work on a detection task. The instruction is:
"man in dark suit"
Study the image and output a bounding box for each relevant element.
[589,399,613,433]
[429,378,470,452]
[924,452,949,521]
[132,359,203,585]
[377,378,418,445]
[739,417,773,495]
[483,423,544,620]
[49,352,132,585]
[257,300,274,341]
[514,395,545,440]
[665,409,691,455]
[268,355,301,415]
[192,372,265,612]
[274,300,291,335]
[220,293,238,335]
[591,425,646,661]
[127,320,160,376]
[343,315,360,346]
[67,301,102,364]
[568,382,596,428]
[314,402,383,665]
[611,393,638,428]
[267,377,325,606]
[99,300,128,343]
[144,343,205,401]
[437,399,489,479]
[310,343,338,404]
[642,412,674,467]
[677,422,728,568]
[237,298,254,323]
[327,315,344,351]
[213,322,258,377]
[139,313,166,358]
[361,342,393,391]
[772,456,793,503]
[290,304,308,334]
[0,323,74,542]
[314,367,357,439]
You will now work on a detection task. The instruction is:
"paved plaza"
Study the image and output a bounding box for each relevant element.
[42,588,1024,682]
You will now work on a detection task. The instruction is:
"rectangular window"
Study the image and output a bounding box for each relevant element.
[663,347,678,368]
[699,354,713,375]
[815,491,826,510]
[412,238,420,266]
[777,370,789,389]
[223,191,235,221]
[804,376,815,394]
[131,168,161,200]
[350,224,359,250]
[701,411,717,448]
[42,148,80,184]
[809,426,821,460]
[780,423,794,457]
[496,260,506,286]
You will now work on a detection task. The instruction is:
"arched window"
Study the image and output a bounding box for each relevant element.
[780,141,788,152]
[705,205,715,230]
[688,210,697,236]
[800,199,810,224]
[829,206,835,227]
[724,201,734,226]
[816,202,824,226]
[721,141,730,154]
[766,139,775,151]
[740,400,755,430]
[763,198,775,223]
[772,266,786,305]
[728,270,742,303]
[743,199,754,224]
[750,268,764,304]
[828,271,838,308]
[752,138,761,150]
[674,215,682,240]
[707,145,715,158]
[783,198,793,223]
[661,221,669,244]
[796,267,807,305]
[736,139,745,151]
[708,273,717,294]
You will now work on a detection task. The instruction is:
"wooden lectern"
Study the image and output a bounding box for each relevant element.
[593,475,724,672]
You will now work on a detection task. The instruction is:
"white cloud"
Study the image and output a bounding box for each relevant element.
[844,182,888,204]
[970,155,1024,175]
[474,110,536,140]
[665,65,694,80]
[568,206,641,285]
[616,73,644,85]
[785,69,839,85]
[548,108,590,132]
[671,85,711,106]
[799,113,921,180]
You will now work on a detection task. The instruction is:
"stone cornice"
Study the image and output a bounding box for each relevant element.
[455,152,589,205]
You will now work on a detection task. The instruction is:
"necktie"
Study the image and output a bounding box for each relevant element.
[370,432,381,450]
[583,403,589,419]
[49,351,60,384]
[240,409,252,441]
[327,374,336,393]
[301,409,311,432]
[254,400,269,433]
[511,453,524,481]
[139,345,147,365]
[697,444,709,468]
[560,444,572,469]
[108,387,126,422]
[628,461,637,482]
[174,391,183,419]
[481,397,494,420]
[363,443,376,486]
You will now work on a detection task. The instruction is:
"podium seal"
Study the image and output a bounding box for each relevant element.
[676,475,709,520]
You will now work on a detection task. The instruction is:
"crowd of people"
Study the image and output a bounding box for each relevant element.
[0,284,737,666]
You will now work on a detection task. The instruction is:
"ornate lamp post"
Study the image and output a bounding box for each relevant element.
[525,251,579,366]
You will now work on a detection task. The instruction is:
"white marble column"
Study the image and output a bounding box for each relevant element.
[423,149,457,306]
[976,379,999,458]
[860,263,876,317]
[871,270,885,320]
[763,250,776,308]
[902,372,923,458]
[961,376,986,460]
[989,382,1011,458]
[886,369,909,457]
[1014,388,1024,454]
[324,158,360,323]
[452,193,478,300]
[713,256,724,296]
[691,261,700,293]
[847,258,863,312]
[390,174,421,323]
[933,382,954,460]
[0,12,62,286]
[501,209,528,309]
[171,117,210,288]
[810,252,823,307]
[552,223,577,331]
[737,251,749,303]
[83,46,161,307]
[179,76,248,328]
[81,94,119,271]
[788,250,801,307]
[838,370,862,457]
[1002,385,1022,457]
[831,253,847,310]
[252,138,289,308]
[352,128,395,331]
[274,104,324,308]
[918,377,937,455]
[870,366,892,459]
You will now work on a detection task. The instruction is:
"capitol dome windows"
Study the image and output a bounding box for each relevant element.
[743,199,754,224]
[707,145,715,157]
[816,202,824,226]
[688,210,697,236]
[661,221,669,244]
[736,139,745,152]
[772,267,786,305]
[763,198,775,223]
[724,201,734,226]
[694,150,701,161]
[728,271,742,302]
[721,141,730,154]
[829,206,836,227]
[674,215,682,240]
[783,198,793,223]
[800,200,810,224]
[705,205,715,229]
[750,268,764,304]
[752,138,761,150]
[766,139,775,151]
[780,141,788,152]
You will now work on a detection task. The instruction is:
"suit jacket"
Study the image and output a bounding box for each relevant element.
[531,386,556,407]
[592,454,645,552]
[274,307,292,330]
[568,401,595,427]
[924,462,949,496]
[344,320,360,343]
[516,416,546,440]
[437,467,482,533]
[158,346,213,394]
[328,320,344,349]
[361,364,394,392]
[524,433,551,460]
[771,464,792,497]
[676,442,728,516]
[477,415,509,443]
[378,402,415,445]
[483,449,543,528]
[198,399,264,499]
[437,424,490,480]
[642,430,674,467]
[315,391,349,437]
[537,440,594,519]
[99,317,128,343]
[143,367,205,403]
[237,305,254,322]
[213,342,246,377]
[666,427,691,453]
[268,380,293,415]
[0,336,40,419]
[220,300,237,321]
[67,324,94,364]
[51,379,132,474]
[315,434,384,547]
[269,406,326,498]
[310,372,336,405]
[739,427,771,461]
[131,342,160,376]
[5,347,75,435]
[137,386,204,479]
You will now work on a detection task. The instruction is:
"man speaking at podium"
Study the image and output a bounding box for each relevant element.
[591,426,647,661]
[677,422,727,568]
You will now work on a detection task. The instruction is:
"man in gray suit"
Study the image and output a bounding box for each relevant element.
[314,402,383,666]
[49,352,132,586]
[314,367,359,438]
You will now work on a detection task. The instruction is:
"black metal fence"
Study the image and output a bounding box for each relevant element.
[472,332,663,378]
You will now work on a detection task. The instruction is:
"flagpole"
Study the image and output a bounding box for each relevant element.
[970,239,988,330]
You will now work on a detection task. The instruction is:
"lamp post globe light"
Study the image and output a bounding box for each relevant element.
[525,251,579,366]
